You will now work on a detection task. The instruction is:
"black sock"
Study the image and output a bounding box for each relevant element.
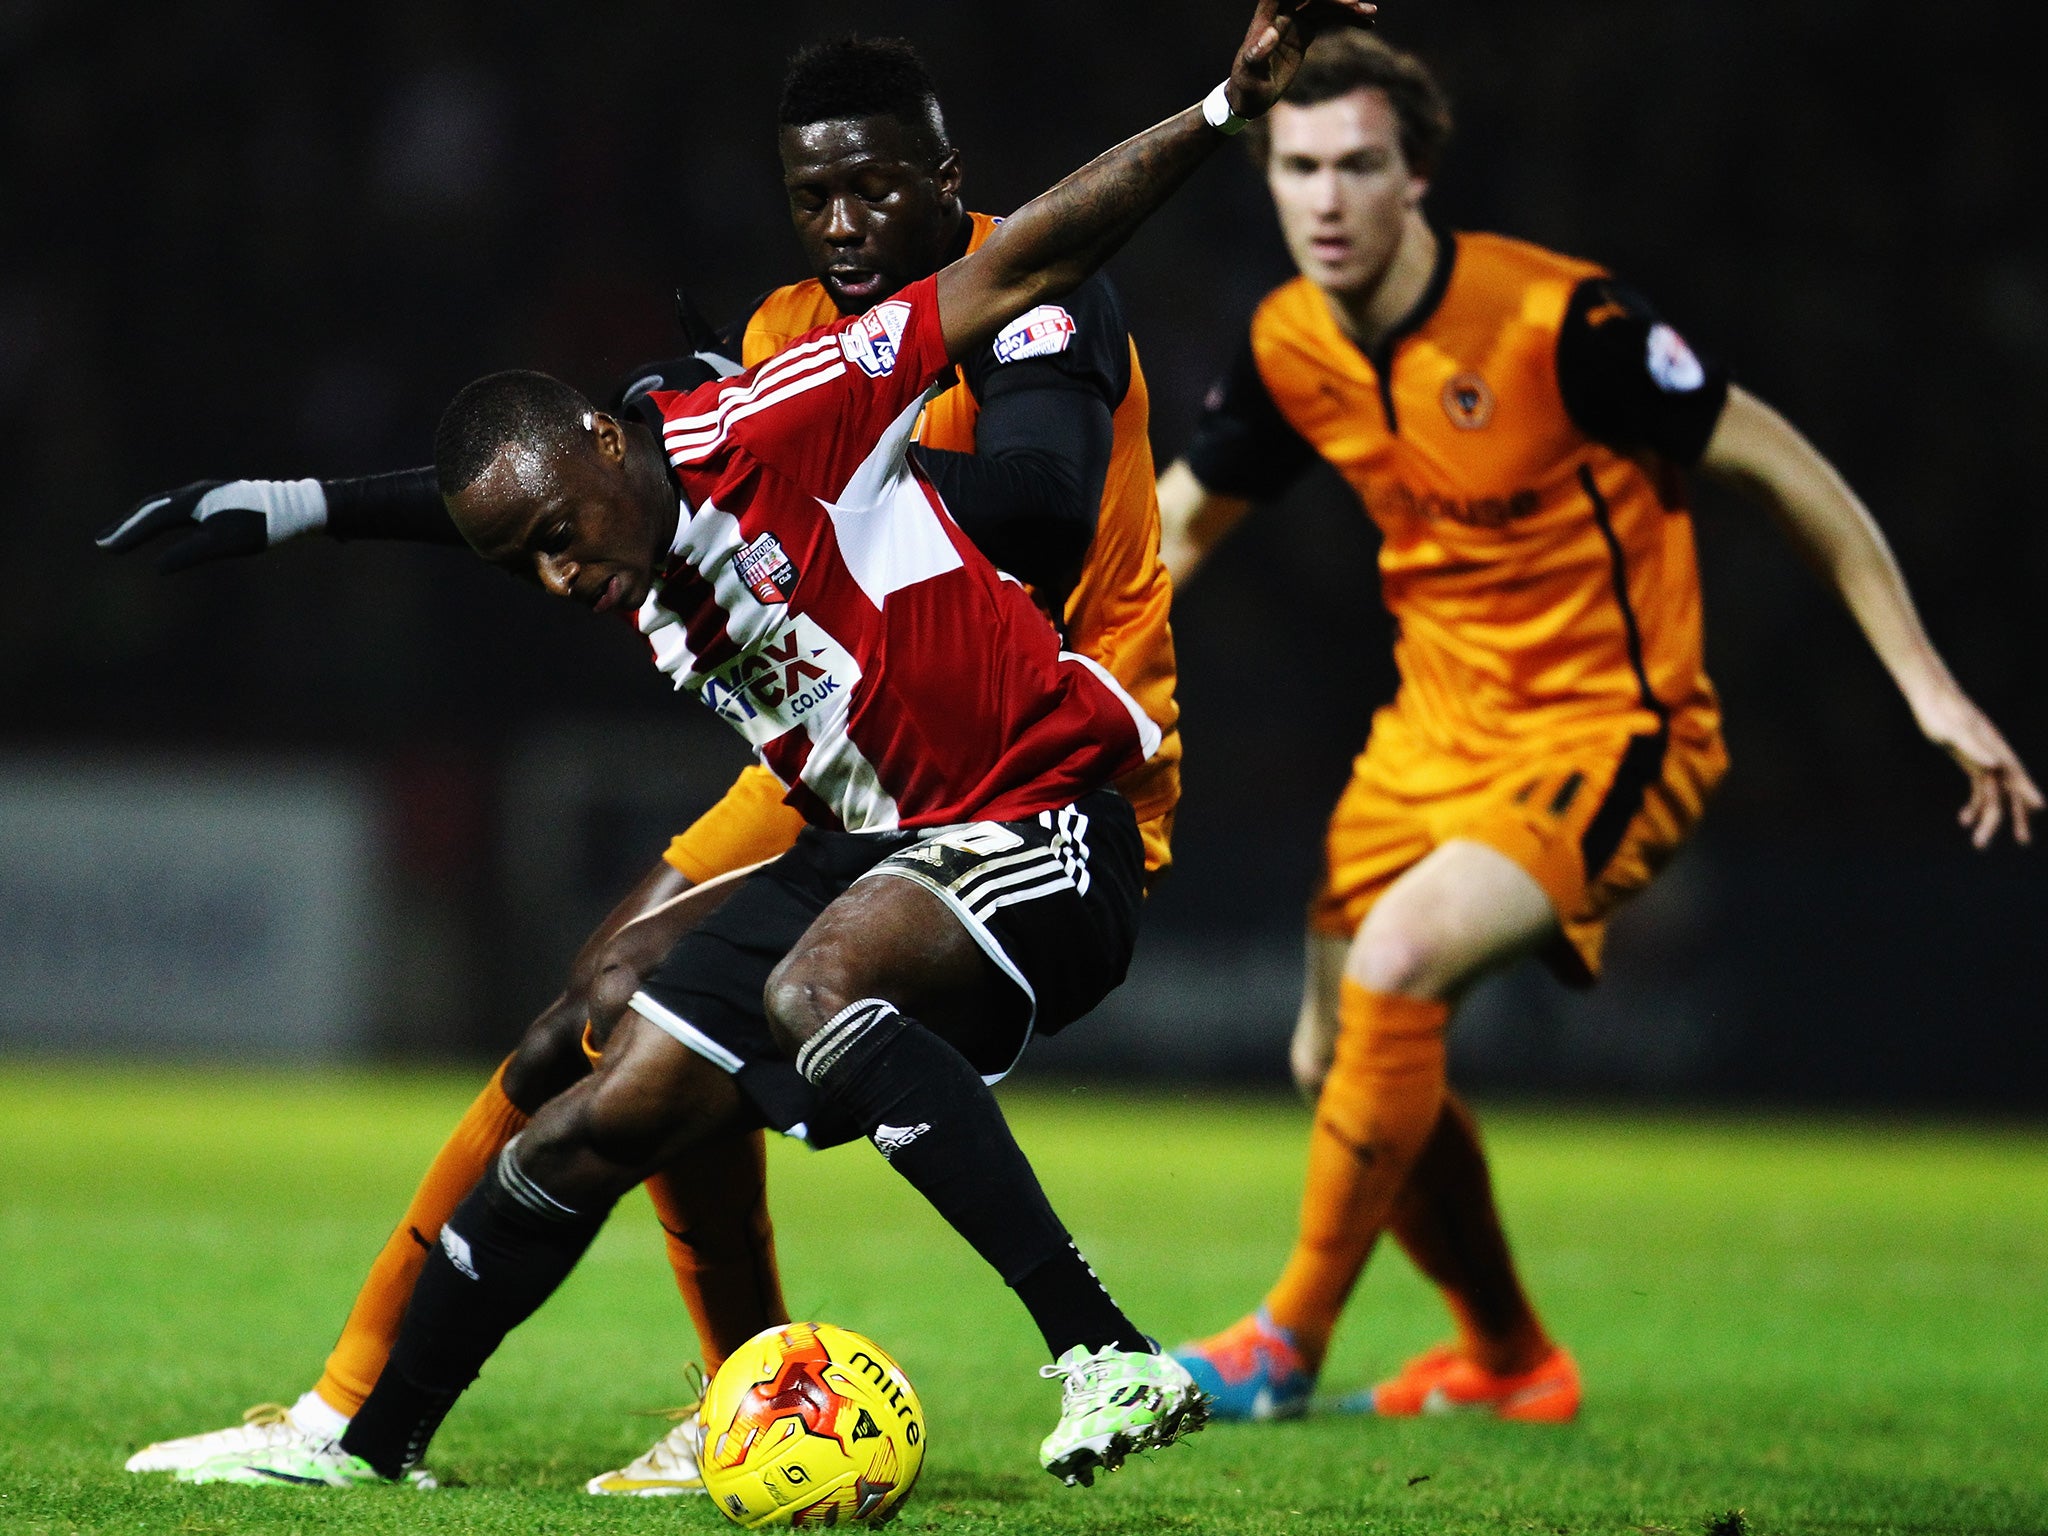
[798,999,1148,1358]
[340,1140,612,1478]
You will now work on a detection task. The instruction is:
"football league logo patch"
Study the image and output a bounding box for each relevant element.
[733,531,799,605]
[993,305,1077,364]
[1441,371,1495,430]
[839,300,913,378]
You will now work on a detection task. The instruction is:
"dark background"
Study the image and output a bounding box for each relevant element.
[3,1,2042,1103]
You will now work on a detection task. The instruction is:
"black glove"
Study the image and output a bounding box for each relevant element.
[97,478,328,573]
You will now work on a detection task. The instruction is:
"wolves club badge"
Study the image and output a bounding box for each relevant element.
[733,531,799,605]
[1441,371,1495,430]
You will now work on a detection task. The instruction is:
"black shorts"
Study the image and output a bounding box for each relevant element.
[628,787,1142,1148]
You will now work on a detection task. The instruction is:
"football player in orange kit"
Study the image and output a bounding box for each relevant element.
[111,35,1179,1492]
[1165,31,2039,1421]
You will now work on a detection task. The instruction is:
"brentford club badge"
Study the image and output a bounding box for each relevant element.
[733,531,799,605]
[1441,371,1495,430]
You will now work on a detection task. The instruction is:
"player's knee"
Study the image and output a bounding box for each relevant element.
[501,1005,594,1112]
[762,950,856,1056]
[585,939,652,1040]
[1350,914,1446,1000]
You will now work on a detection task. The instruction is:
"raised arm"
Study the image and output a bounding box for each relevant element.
[934,0,1374,362]
[1700,384,2041,847]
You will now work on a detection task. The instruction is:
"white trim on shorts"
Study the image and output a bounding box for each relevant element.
[626,990,745,1074]
[627,991,812,1143]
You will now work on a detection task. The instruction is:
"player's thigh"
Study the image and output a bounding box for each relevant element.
[763,871,1014,1052]
[1349,838,1559,1001]
[585,862,766,1044]
[518,1007,750,1203]
[766,789,1143,1078]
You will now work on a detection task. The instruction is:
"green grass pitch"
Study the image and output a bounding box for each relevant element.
[3,1065,2045,1535]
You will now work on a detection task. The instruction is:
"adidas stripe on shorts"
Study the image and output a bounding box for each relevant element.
[628,787,1142,1148]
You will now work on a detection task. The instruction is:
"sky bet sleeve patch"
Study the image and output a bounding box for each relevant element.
[993,305,1078,365]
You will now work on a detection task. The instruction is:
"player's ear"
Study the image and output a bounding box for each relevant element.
[588,410,628,465]
[933,149,963,210]
[1402,173,1429,210]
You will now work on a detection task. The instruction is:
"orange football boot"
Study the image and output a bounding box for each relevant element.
[1364,1343,1580,1422]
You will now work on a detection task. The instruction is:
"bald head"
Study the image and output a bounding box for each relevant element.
[434,370,595,537]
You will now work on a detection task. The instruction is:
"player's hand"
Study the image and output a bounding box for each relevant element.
[96,478,328,572]
[1227,0,1377,121]
[1910,687,2041,848]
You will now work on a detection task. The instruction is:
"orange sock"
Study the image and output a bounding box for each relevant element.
[1388,1093,1553,1375]
[312,1057,530,1415]
[1265,981,1449,1370]
[644,1128,790,1381]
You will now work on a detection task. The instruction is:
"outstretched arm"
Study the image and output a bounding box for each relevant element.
[95,470,460,571]
[1701,385,2041,847]
[935,0,1374,362]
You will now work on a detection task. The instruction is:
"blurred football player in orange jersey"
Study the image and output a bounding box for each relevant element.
[1165,31,2037,1422]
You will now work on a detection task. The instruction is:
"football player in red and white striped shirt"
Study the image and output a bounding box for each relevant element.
[178,0,1377,1495]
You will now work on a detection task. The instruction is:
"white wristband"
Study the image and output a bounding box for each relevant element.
[1202,81,1249,136]
[198,478,329,544]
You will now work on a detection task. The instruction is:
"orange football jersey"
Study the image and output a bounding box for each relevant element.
[1192,231,1725,765]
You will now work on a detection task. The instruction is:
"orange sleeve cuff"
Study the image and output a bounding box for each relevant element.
[664,764,808,883]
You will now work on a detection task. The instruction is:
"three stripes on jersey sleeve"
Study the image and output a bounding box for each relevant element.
[663,337,848,465]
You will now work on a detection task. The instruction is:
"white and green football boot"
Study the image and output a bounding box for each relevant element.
[126,1392,347,1474]
[1038,1343,1211,1486]
[176,1442,435,1489]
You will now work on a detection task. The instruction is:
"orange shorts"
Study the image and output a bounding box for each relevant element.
[1307,710,1727,983]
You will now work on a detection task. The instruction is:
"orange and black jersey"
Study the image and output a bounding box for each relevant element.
[1186,230,1729,751]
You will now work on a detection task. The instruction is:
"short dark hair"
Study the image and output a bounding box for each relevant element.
[433,369,590,497]
[778,34,949,156]
[1247,31,1453,178]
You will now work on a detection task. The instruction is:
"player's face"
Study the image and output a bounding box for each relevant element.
[451,416,676,616]
[1265,89,1426,299]
[779,115,963,314]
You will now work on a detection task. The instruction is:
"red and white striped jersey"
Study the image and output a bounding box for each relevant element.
[632,275,1161,833]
